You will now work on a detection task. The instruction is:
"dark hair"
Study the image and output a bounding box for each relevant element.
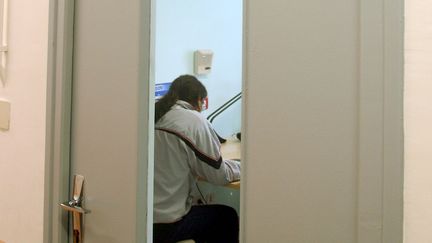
[155,75,207,123]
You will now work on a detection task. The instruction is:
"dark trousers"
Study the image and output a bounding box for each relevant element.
[153,204,239,243]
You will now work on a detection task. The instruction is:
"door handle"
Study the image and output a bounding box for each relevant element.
[60,175,91,243]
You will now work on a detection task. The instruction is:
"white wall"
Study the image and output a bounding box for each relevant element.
[155,0,242,137]
[0,1,49,243]
[404,1,432,242]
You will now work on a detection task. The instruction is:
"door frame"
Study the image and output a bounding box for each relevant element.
[357,0,404,241]
[44,0,75,242]
[44,0,154,242]
[43,0,404,242]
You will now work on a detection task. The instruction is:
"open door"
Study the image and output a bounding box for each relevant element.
[47,0,153,242]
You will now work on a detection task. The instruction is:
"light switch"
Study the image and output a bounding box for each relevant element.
[0,100,10,130]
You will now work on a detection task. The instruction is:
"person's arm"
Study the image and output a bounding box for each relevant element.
[186,119,241,186]
[193,157,241,186]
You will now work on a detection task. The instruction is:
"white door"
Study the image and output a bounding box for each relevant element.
[241,0,403,242]
[62,0,152,242]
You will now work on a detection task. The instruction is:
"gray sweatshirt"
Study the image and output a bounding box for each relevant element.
[154,100,241,223]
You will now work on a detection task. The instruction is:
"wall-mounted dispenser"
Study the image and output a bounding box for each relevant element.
[194,50,213,75]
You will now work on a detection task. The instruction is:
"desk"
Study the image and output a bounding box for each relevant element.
[220,136,241,161]
[220,136,241,189]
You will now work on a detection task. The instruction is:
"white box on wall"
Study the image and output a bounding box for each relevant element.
[0,99,10,130]
[194,50,213,75]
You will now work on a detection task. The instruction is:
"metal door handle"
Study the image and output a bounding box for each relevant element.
[60,175,90,243]
[60,202,90,214]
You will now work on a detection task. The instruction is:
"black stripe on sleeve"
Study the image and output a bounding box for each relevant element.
[156,128,222,169]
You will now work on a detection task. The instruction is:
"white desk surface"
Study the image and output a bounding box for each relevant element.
[221,136,241,160]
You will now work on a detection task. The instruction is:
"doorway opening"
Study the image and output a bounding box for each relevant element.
[151,0,244,241]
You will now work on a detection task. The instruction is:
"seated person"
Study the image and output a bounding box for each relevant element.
[153,74,241,243]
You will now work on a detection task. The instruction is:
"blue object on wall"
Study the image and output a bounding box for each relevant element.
[155,82,171,99]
